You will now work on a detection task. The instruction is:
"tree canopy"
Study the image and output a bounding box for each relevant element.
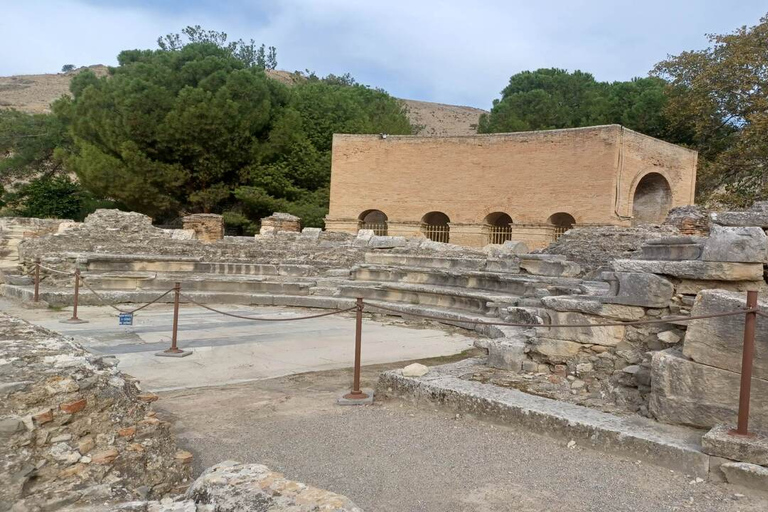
[47,28,412,229]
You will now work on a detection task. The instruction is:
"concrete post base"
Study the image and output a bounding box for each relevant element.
[60,318,89,324]
[155,350,193,358]
[337,388,375,406]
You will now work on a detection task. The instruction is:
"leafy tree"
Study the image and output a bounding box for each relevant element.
[57,33,412,227]
[158,25,277,70]
[0,110,70,186]
[61,64,75,73]
[653,14,768,206]
[1,175,111,220]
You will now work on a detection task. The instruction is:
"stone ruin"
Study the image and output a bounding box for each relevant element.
[0,313,361,511]
[3,204,768,498]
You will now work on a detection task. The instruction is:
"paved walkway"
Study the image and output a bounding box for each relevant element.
[158,364,768,512]
[0,298,474,391]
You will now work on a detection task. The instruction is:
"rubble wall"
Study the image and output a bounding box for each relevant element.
[0,313,191,510]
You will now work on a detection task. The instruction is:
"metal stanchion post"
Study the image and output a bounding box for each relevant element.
[61,269,88,324]
[33,260,40,303]
[156,282,192,358]
[732,290,759,436]
[338,298,373,405]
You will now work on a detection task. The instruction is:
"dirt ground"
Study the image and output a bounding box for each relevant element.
[156,354,768,512]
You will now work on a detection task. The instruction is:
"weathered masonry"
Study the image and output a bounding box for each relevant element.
[325,125,698,249]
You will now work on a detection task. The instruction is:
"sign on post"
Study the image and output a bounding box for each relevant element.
[119,312,134,326]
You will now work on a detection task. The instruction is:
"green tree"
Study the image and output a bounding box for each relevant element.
[61,64,75,73]
[0,110,70,186]
[653,14,768,206]
[1,175,111,220]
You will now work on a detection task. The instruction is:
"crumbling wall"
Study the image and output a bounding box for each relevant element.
[0,217,72,270]
[0,313,191,510]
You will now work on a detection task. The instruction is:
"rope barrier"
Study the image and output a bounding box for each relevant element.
[79,277,176,314]
[37,264,76,276]
[361,301,757,328]
[179,293,358,321]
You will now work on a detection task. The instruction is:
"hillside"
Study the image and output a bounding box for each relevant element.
[0,66,485,136]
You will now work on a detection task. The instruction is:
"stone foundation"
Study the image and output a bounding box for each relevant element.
[182,214,223,242]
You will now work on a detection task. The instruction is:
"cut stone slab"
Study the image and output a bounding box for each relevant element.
[541,296,645,321]
[701,225,768,263]
[536,310,625,347]
[378,360,711,477]
[486,335,528,371]
[702,424,768,466]
[530,338,583,363]
[711,208,768,228]
[675,279,765,295]
[596,271,674,308]
[649,349,768,430]
[613,259,763,281]
[368,235,407,249]
[683,289,768,380]
[719,462,768,492]
[520,257,580,278]
[640,241,703,261]
[155,349,193,358]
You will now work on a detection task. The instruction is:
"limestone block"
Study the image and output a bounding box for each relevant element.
[683,289,768,379]
[259,212,301,235]
[502,307,548,325]
[530,338,582,363]
[519,256,580,277]
[185,461,362,511]
[484,240,529,257]
[701,225,768,263]
[613,259,763,281]
[486,338,527,371]
[702,424,768,466]
[182,214,224,242]
[299,227,322,240]
[368,235,407,249]
[541,296,645,321]
[649,349,768,430]
[675,279,765,295]
[596,271,674,308]
[719,462,768,492]
[354,229,375,247]
[711,204,768,228]
[536,310,625,346]
[639,236,704,261]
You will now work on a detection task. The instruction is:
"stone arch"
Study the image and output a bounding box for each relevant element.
[631,173,672,225]
[421,211,450,243]
[483,212,513,244]
[547,212,576,241]
[358,209,388,235]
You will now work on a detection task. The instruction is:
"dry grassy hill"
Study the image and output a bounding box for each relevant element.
[0,66,485,136]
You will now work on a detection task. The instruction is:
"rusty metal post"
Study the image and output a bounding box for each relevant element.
[165,282,183,354]
[733,290,759,436]
[61,269,88,324]
[33,260,40,302]
[344,298,368,400]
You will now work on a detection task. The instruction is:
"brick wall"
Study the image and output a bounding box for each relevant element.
[326,125,697,248]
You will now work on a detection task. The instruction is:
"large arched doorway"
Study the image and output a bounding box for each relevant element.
[421,211,450,243]
[632,173,672,225]
[484,212,513,245]
[548,212,576,241]
[358,210,388,235]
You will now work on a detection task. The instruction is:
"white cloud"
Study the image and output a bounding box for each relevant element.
[1,0,766,108]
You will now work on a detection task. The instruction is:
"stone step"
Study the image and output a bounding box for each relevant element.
[80,274,314,296]
[364,252,519,273]
[353,264,584,295]
[85,258,317,277]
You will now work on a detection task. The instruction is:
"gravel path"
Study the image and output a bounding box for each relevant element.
[158,363,768,512]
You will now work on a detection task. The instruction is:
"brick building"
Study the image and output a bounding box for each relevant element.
[325,125,698,249]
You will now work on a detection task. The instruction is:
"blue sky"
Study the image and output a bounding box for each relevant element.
[2,1,766,109]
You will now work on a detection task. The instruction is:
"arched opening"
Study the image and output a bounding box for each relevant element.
[421,211,450,243]
[632,173,673,225]
[484,212,513,245]
[548,212,576,241]
[358,209,388,236]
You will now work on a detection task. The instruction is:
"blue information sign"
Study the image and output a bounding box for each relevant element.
[119,312,134,326]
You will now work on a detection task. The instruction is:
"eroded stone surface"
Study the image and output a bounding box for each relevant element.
[613,259,764,281]
[702,424,768,466]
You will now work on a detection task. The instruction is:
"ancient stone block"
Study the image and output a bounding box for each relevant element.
[649,349,768,430]
[639,241,702,261]
[701,225,768,263]
[711,203,768,228]
[368,235,407,248]
[596,271,674,308]
[719,462,768,491]
[530,338,583,363]
[182,214,224,242]
[536,310,625,346]
[683,289,768,379]
[299,227,322,239]
[613,259,764,281]
[259,212,301,235]
[519,256,580,277]
[541,296,645,320]
[664,205,711,236]
[487,339,526,371]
